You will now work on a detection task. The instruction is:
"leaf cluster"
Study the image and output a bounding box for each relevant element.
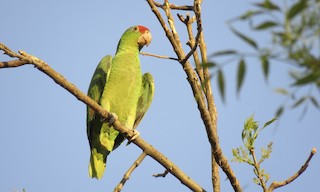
[208,0,320,116]
[232,114,275,187]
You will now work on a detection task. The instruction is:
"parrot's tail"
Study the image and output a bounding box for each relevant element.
[88,148,108,179]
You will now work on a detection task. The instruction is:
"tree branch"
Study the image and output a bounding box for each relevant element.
[153,169,169,178]
[146,1,242,192]
[114,152,147,192]
[140,52,179,61]
[0,60,29,68]
[0,42,206,192]
[250,149,268,192]
[268,147,317,192]
[177,10,221,192]
[153,1,194,11]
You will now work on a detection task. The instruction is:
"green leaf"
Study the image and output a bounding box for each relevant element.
[274,88,289,95]
[292,71,320,86]
[244,114,259,133]
[286,0,308,20]
[217,69,225,103]
[310,96,320,109]
[230,27,258,49]
[275,106,284,117]
[262,118,277,129]
[254,21,278,30]
[254,0,281,11]
[201,62,217,68]
[291,96,307,108]
[260,55,269,81]
[237,59,246,94]
[210,50,238,57]
[238,10,263,20]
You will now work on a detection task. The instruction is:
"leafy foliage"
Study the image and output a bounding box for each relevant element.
[232,114,275,188]
[209,0,320,117]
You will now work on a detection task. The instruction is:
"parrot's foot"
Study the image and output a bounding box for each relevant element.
[126,130,140,145]
[107,113,118,125]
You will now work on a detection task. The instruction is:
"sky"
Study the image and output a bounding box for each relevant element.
[1,1,319,192]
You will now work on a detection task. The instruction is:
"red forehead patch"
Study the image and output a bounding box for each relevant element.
[138,25,149,33]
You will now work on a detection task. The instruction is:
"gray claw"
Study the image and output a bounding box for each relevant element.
[108,112,118,125]
[126,130,140,145]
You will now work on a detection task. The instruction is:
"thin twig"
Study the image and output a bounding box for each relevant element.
[268,147,317,192]
[0,42,206,192]
[250,149,268,192]
[140,52,178,61]
[178,13,204,82]
[162,1,183,54]
[153,169,170,178]
[153,1,194,11]
[114,152,147,192]
[147,0,182,60]
[180,2,202,65]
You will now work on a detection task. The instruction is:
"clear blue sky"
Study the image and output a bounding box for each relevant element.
[1,1,319,192]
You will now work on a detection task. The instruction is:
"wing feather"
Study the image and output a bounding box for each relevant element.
[86,55,112,138]
[133,73,155,129]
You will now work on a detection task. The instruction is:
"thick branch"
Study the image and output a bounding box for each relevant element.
[268,147,317,192]
[178,11,221,192]
[146,1,242,191]
[0,43,206,192]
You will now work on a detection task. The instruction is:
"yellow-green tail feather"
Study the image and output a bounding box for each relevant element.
[89,148,106,179]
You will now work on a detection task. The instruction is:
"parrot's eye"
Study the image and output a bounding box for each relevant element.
[132,26,139,32]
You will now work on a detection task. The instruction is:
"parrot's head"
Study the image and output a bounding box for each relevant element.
[116,25,152,52]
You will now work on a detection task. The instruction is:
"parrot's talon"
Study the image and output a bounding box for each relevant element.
[107,113,118,125]
[126,130,140,145]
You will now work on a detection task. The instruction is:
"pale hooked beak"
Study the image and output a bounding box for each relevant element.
[138,30,152,50]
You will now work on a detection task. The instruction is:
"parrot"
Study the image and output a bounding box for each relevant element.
[86,25,154,179]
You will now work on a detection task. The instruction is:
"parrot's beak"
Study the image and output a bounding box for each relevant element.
[138,30,152,50]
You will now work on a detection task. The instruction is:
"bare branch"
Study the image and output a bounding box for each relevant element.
[153,1,194,11]
[178,11,221,192]
[268,147,317,192]
[0,60,29,68]
[0,42,206,192]
[178,13,204,82]
[140,52,179,61]
[153,169,169,178]
[114,152,147,192]
[146,1,242,191]
[147,0,183,60]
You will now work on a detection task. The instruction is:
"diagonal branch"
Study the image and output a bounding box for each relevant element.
[114,152,147,192]
[0,42,206,192]
[268,147,317,192]
[146,1,242,192]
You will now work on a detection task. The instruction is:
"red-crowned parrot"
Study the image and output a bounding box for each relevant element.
[87,25,154,179]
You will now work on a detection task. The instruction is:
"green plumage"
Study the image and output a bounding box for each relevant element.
[86,26,154,179]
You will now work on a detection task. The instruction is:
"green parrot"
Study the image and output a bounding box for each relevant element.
[86,25,154,179]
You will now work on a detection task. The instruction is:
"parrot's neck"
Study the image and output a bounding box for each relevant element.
[116,37,140,54]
